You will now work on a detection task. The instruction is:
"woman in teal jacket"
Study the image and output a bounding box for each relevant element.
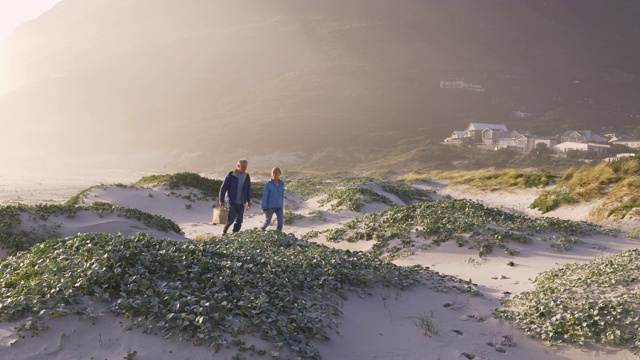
[260,167,285,231]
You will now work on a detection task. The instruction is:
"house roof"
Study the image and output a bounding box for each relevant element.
[467,123,508,131]
[612,140,640,144]
[586,143,611,148]
[561,130,592,137]
[554,141,589,149]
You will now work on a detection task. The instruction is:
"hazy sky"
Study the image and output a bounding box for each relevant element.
[0,0,61,45]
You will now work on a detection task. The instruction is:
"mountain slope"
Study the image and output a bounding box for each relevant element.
[1,0,639,172]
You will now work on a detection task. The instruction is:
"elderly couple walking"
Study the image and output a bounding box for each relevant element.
[218,159,284,234]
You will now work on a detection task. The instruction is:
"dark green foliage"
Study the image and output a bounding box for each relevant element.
[608,156,640,176]
[287,177,431,212]
[608,198,640,219]
[496,249,640,349]
[250,182,264,201]
[64,185,102,206]
[318,188,395,212]
[136,172,223,199]
[166,172,223,198]
[283,210,303,225]
[0,232,433,358]
[307,198,606,258]
[134,174,172,186]
[534,142,553,155]
[521,173,552,188]
[0,203,183,255]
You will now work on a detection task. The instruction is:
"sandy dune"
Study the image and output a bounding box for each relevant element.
[0,174,638,360]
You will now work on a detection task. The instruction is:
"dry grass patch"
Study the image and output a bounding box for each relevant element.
[191,234,215,241]
[402,169,553,191]
[531,157,640,217]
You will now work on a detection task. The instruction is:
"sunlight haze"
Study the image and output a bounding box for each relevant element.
[0,0,60,43]
[0,0,639,176]
[0,0,61,92]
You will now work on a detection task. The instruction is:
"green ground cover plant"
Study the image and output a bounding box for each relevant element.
[0,231,454,359]
[0,203,182,255]
[317,188,394,212]
[68,172,263,205]
[63,185,104,206]
[135,172,223,199]
[286,177,431,212]
[495,248,640,353]
[283,210,303,225]
[302,199,609,259]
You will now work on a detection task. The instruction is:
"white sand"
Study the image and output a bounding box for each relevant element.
[0,174,638,359]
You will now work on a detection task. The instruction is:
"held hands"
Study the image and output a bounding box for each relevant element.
[263,209,267,215]
[218,201,224,207]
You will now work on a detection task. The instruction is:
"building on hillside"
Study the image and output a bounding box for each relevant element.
[560,130,608,143]
[463,123,509,142]
[604,133,632,142]
[444,131,465,143]
[515,134,536,152]
[495,137,516,149]
[553,142,610,155]
[513,111,531,118]
[611,140,640,150]
[533,137,559,151]
[439,78,485,92]
[604,153,637,162]
[493,132,537,152]
[509,130,531,138]
[481,127,511,146]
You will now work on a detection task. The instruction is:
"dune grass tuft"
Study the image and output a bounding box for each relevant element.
[402,169,554,191]
[530,157,640,217]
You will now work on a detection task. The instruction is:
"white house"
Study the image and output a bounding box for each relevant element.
[509,130,530,137]
[496,137,517,149]
[444,131,465,143]
[611,140,640,150]
[515,134,536,152]
[464,123,509,142]
[495,133,536,152]
[440,79,485,92]
[560,130,608,143]
[604,153,637,162]
[481,128,511,146]
[605,133,632,142]
[553,142,610,155]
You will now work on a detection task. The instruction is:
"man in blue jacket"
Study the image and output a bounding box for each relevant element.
[218,159,251,234]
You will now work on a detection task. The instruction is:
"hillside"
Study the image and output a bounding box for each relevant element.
[0,0,639,172]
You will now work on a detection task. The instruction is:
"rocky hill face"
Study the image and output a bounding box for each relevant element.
[1,0,639,172]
